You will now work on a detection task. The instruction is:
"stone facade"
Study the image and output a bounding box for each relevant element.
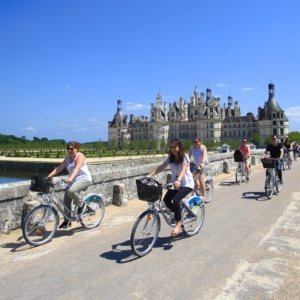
[108,83,288,147]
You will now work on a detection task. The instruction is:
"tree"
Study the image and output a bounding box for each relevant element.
[251,132,260,146]
[288,131,300,143]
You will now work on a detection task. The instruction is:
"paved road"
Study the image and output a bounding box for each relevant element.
[1,161,300,300]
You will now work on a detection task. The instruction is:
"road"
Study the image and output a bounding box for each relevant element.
[1,161,299,300]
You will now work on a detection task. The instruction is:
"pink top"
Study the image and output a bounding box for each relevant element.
[239,144,250,158]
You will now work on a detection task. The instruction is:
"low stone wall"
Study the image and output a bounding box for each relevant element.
[0,151,263,234]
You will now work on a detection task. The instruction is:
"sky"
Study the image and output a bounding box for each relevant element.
[1,0,300,143]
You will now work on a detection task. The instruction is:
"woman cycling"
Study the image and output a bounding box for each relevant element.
[48,141,92,228]
[148,139,194,237]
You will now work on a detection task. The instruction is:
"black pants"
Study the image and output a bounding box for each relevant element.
[163,187,192,222]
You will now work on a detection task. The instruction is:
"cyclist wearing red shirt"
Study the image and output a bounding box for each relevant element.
[239,138,251,180]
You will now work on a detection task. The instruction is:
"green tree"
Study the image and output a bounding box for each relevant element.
[288,131,300,143]
[251,132,260,146]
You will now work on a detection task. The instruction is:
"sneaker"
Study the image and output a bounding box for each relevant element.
[246,176,250,181]
[77,203,86,215]
[58,221,72,229]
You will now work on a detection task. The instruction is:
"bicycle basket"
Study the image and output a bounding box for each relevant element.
[261,158,275,169]
[136,177,162,202]
[233,150,244,162]
[30,176,53,194]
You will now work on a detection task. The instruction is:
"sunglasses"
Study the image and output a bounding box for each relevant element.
[193,141,200,143]
[67,147,75,151]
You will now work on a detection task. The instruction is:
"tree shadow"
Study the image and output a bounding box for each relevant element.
[99,234,182,263]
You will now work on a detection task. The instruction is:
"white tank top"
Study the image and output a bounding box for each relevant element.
[66,153,92,183]
[190,146,204,166]
[164,155,194,189]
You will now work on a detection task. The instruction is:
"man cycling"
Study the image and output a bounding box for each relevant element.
[262,135,284,184]
[239,138,251,181]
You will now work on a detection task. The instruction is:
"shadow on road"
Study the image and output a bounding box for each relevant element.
[0,226,87,252]
[242,191,270,201]
[99,235,182,263]
[219,180,238,186]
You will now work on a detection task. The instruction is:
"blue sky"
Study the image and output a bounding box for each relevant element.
[1,0,300,142]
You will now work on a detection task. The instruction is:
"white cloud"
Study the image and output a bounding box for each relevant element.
[125,102,149,110]
[285,106,300,122]
[89,117,98,123]
[216,83,229,88]
[25,126,36,131]
[241,87,254,91]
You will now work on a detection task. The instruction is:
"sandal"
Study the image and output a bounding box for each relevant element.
[171,226,181,237]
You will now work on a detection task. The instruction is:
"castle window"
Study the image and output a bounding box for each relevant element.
[273,121,277,125]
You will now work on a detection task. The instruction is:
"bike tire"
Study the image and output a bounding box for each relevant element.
[22,205,59,246]
[235,165,242,185]
[80,194,105,229]
[265,175,274,199]
[130,210,160,257]
[181,203,205,237]
[205,178,214,203]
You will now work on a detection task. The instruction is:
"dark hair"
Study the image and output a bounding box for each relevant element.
[67,141,80,150]
[168,139,185,164]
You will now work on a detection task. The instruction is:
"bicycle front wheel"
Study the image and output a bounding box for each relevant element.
[181,203,205,237]
[22,205,59,246]
[235,165,242,185]
[205,178,214,203]
[80,194,105,229]
[265,175,274,199]
[130,210,160,257]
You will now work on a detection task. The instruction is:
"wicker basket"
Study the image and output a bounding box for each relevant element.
[30,176,53,194]
[234,154,244,162]
[261,158,275,169]
[136,177,162,202]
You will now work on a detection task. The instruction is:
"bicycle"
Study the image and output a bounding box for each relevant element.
[22,177,106,246]
[192,163,214,203]
[130,177,205,257]
[234,155,251,185]
[282,150,292,170]
[261,157,282,199]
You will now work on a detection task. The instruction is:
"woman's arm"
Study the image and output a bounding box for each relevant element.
[175,160,189,189]
[148,160,168,177]
[48,159,67,177]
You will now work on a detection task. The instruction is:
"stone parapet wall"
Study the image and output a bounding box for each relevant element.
[0,151,264,234]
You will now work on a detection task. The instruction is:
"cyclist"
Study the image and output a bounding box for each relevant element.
[47,141,92,228]
[148,139,194,237]
[188,137,208,201]
[284,137,292,164]
[239,138,251,181]
[262,135,284,184]
[292,142,299,161]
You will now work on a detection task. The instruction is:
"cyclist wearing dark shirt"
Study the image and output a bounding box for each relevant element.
[263,135,284,183]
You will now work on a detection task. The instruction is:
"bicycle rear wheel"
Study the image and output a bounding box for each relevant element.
[181,203,205,237]
[22,205,59,246]
[265,175,274,199]
[80,194,105,229]
[275,179,282,193]
[235,164,243,185]
[205,178,214,203]
[130,210,160,257]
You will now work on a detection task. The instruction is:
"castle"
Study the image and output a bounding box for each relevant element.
[108,82,289,148]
